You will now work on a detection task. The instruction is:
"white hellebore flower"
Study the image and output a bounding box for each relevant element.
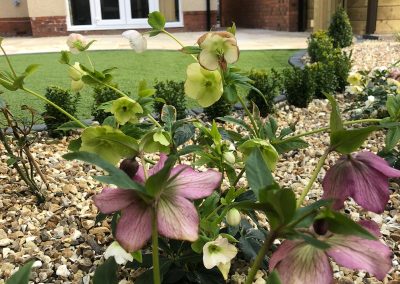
[345,85,363,95]
[365,95,375,108]
[66,33,87,54]
[203,236,238,280]
[122,30,147,53]
[104,241,133,265]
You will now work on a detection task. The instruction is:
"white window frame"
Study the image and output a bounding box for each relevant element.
[65,0,183,31]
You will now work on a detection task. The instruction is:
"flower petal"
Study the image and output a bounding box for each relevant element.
[269,241,333,284]
[217,262,231,280]
[327,233,392,280]
[223,43,239,64]
[203,236,238,269]
[148,154,168,176]
[355,151,400,178]
[157,195,199,241]
[115,201,152,252]
[104,241,133,265]
[199,49,219,71]
[93,187,137,214]
[169,165,222,200]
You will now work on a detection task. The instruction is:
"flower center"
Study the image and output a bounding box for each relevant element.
[208,244,221,254]
[204,80,213,87]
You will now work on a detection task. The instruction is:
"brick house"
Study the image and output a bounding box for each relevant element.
[0,0,218,37]
[220,0,400,34]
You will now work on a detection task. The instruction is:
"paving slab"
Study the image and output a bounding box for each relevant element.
[1,29,309,55]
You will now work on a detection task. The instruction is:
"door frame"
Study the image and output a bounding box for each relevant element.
[66,0,183,31]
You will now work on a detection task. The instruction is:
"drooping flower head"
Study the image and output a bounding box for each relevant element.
[110,97,143,125]
[269,220,392,284]
[93,155,222,252]
[197,31,239,71]
[68,62,86,91]
[66,33,88,54]
[323,151,400,213]
[203,236,238,280]
[122,30,147,53]
[347,72,363,86]
[184,63,223,107]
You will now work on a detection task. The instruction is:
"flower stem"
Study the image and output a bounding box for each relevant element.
[140,154,148,179]
[236,94,259,137]
[232,168,245,187]
[85,52,94,71]
[147,113,162,128]
[275,118,381,145]
[245,230,277,284]
[151,207,161,284]
[161,29,197,61]
[0,45,17,78]
[22,87,87,128]
[296,148,330,208]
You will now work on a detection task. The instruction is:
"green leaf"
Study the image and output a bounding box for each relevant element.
[181,46,202,54]
[326,93,343,132]
[324,211,375,240]
[273,138,309,154]
[227,22,236,35]
[299,233,330,249]
[331,126,378,154]
[173,123,195,146]
[24,64,40,76]
[161,104,177,127]
[177,144,202,156]
[385,126,400,151]
[148,11,166,30]
[63,151,147,194]
[210,120,222,144]
[68,138,82,152]
[266,271,282,284]
[56,120,87,131]
[262,188,297,225]
[6,260,34,284]
[80,125,138,165]
[81,40,96,51]
[217,116,253,134]
[59,51,70,64]
[93,257,118,284]
[245,148,276,201]
[132,250,142,263]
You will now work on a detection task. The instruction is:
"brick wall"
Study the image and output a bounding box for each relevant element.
[220,0,299,31]
[30,16,67,36]
[0,17,32,36]
[183,11,217,31]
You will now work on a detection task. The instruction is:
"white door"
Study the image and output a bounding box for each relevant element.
[94,0,126,26]
[125,0,159,25]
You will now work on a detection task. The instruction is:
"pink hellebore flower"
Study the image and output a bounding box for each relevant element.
[323,151,400,213]
[269,220,392,284]
[66,33,87,54]
[93,155,222,252]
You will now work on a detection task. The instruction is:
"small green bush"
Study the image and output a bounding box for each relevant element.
[91,86,120,123]
[307,30,334,63]
[307,62,338,99]
[153,80,187,120]
[283,67,316,108]
[328,8,353,48]
[247,69,282,117]
[43,86,79,137]
[331,49,352,92]
[204,95,232,120]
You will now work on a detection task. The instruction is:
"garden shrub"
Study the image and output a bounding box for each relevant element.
[328,49,352,92]
[153,80,187,120]
[307,30,334,63]
[328,7,353,48]
[43,86,79,137]
[91,86,120,123]
[247,69,282,117]
[204,95,232,120]
[307,61,338,99]
[283,66,316,108]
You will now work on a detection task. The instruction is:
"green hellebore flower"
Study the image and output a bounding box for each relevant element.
[238,138,279,171]
[69,62,85,81]
[184,63,223,108]
[110,97,143,125]
[197,31,239,71]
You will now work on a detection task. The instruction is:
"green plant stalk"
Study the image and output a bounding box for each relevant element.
[161,30,197,61]
[245,230,277,284]
[21,87,87,128]
[0,45,17,77]
[236,94,260,137]
[147,113,162,128]
[85,52,94,71]
[152,206,161,284]
[297,148,330,208]
[232,167,245,187]
[275,118,382,145]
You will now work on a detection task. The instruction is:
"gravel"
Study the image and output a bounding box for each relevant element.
[0,40,400,283]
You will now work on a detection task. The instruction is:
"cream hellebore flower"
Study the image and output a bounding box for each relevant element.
[66,33,88,54]
[365,95,375,108]
[122,30,147,53]
[184,63,223,107]
[203,236,238,280]
[197,31,239,71]
[104,241,133,265]
[345,85,363,95]
[110,97,143,125]
[347,72,363,86]
[69,62,86,92]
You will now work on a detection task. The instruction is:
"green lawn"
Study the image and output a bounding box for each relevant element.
[0,49,296,120]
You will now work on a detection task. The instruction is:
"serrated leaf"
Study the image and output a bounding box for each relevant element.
[331,126,378,154]
[68,138,82,152]
[326,93,343,132]
[325,211,375,240]
[148,11,166,30]
[173,123,195,146]
[385,126,400,151]
[63,151,147,194]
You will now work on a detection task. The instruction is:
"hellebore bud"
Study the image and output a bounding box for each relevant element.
[226,208,241,226]
[313,219,329,236]
[119,157,139,178]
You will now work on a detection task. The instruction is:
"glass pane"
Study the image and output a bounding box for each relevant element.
[130,0,149,19]
[69,0,92,25]
[159,0,179,22]
[100,0,120,20]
